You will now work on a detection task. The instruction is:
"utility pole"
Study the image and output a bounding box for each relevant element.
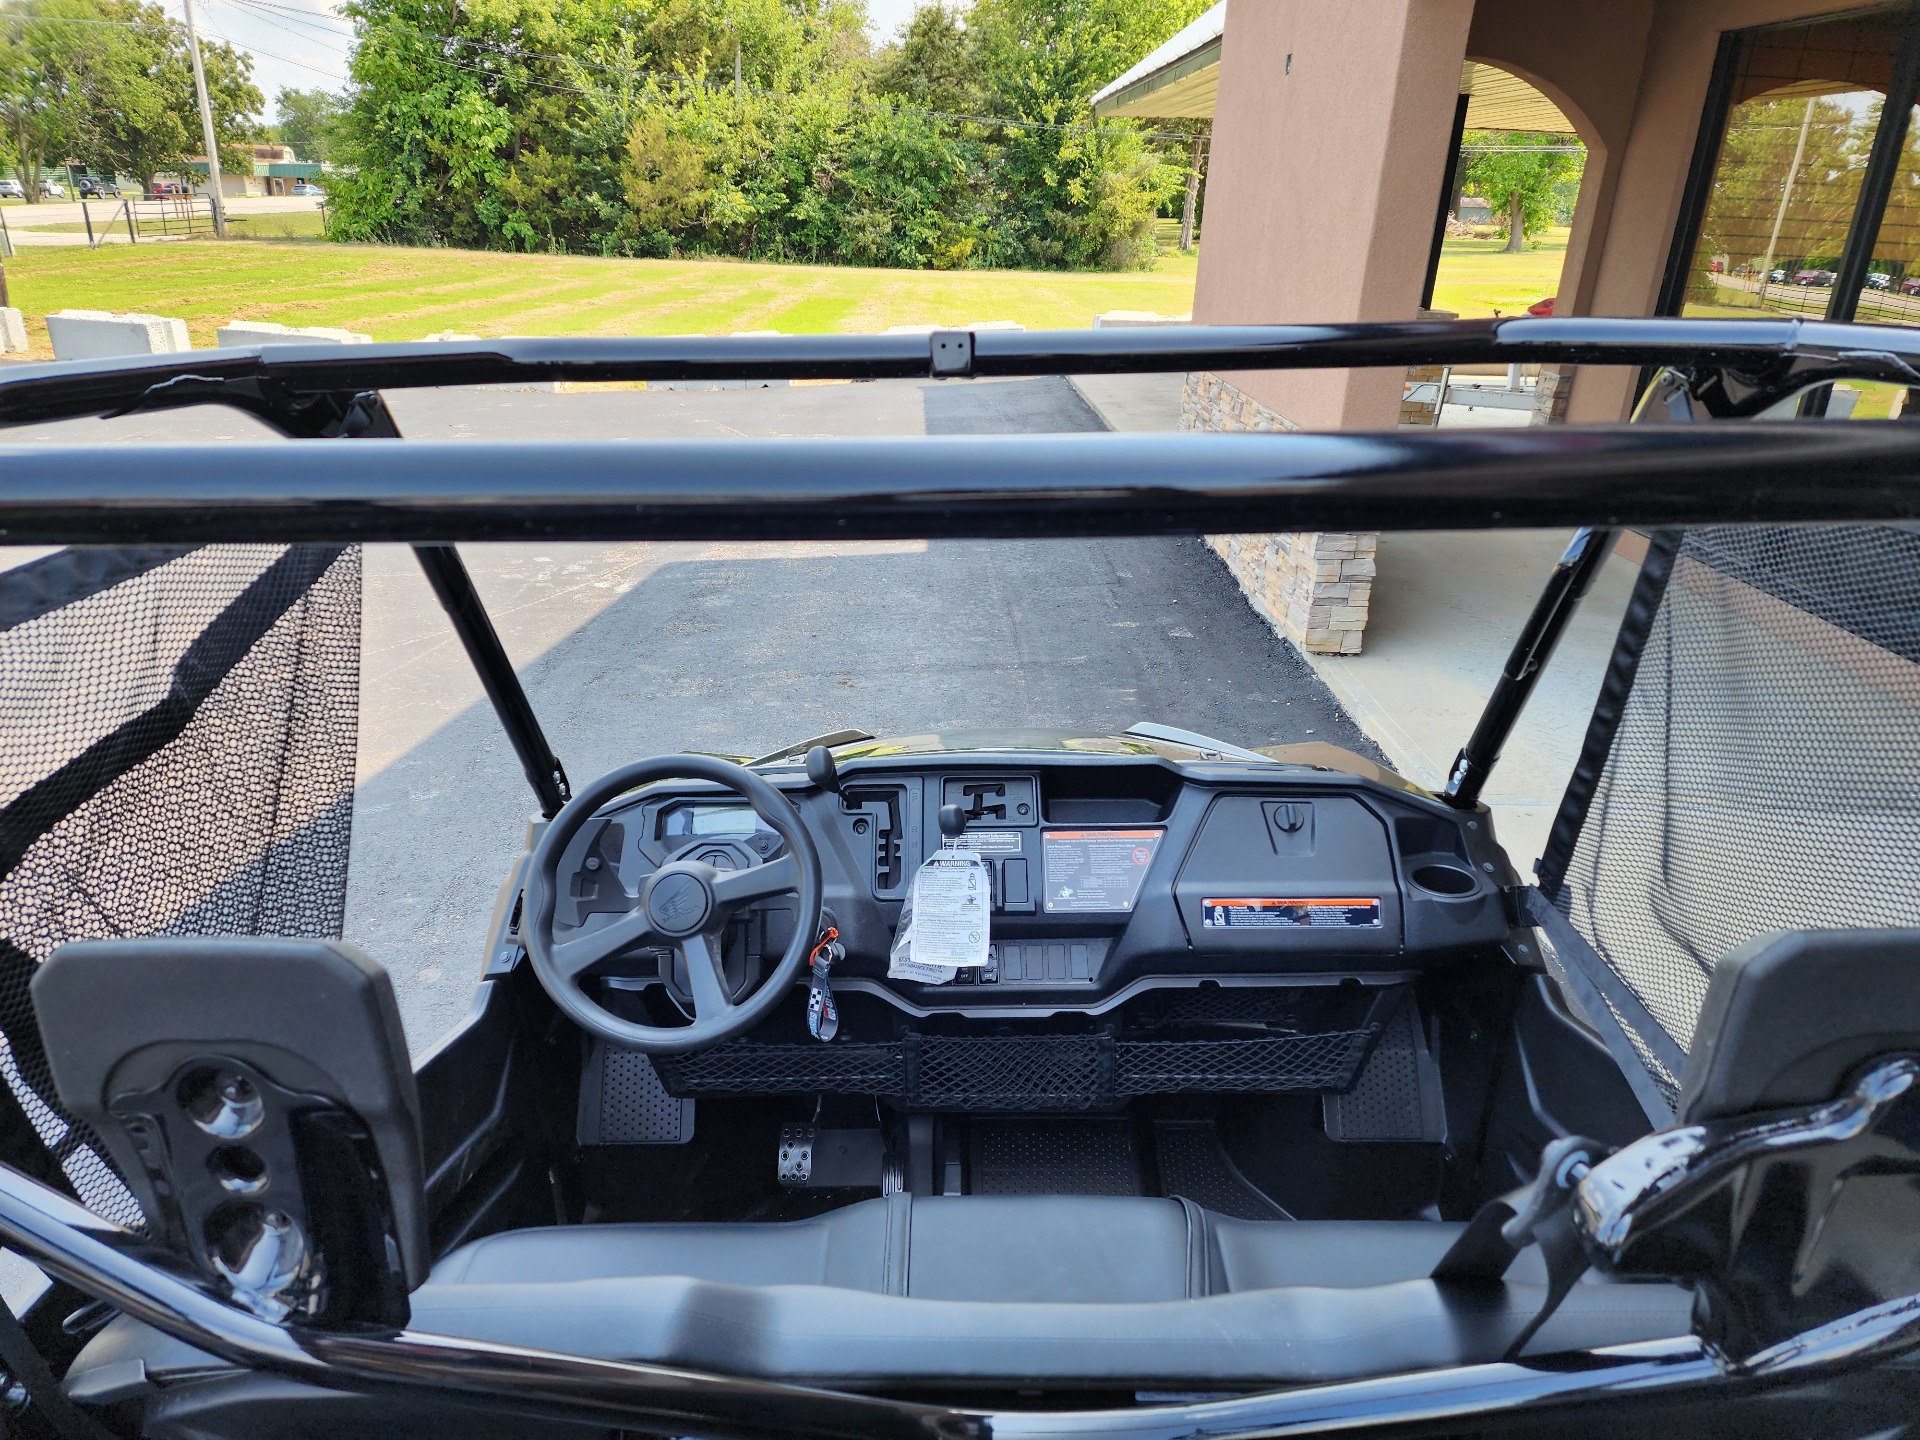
[1756,97,1815,309]
[180,0,228,235]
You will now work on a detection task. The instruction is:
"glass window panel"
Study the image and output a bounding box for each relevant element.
[1679,9,1904,321]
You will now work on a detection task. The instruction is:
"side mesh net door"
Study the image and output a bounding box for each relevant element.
[0,545,360,1225]
[1538,523,1920,1109]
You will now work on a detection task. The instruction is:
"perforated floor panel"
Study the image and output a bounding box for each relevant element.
[1321,1000,1446,1144]
[971,1119,1141,1195]
[579,1042,695,1145]
[1153,1122,1289,1220]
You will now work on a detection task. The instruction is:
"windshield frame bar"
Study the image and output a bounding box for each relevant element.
[3,316,1919,434]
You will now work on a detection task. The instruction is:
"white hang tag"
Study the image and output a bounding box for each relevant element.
[887,849,991,982]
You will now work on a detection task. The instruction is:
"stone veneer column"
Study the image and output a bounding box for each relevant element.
[1181,372,1377,655]
[1398,308,1458,427]
[1531,365,1575,424]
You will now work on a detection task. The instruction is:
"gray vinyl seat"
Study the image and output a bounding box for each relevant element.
[427,1193,1569,1300]
[399,1194,1693,1383]
[70,1195,1695,1400]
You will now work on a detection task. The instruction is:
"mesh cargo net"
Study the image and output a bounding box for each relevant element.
[0,545,360,1226]
[1547,525,1920,1105]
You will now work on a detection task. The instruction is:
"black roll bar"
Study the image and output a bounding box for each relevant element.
[8,318,1918,820]
[413,545,572,819]
[1442,525,1617,811]
[6,316,1920,434]
[3,423,1920,545]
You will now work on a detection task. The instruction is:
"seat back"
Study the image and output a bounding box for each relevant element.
[1681,928,1920,1122]
[33,937,425,1327]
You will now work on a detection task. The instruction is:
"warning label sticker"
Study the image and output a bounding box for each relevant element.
[1202,897,1382,929]
[941,830,1023,856]
[1042,829,1163,913]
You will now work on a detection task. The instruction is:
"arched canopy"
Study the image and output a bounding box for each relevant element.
[1093,4,1579,135]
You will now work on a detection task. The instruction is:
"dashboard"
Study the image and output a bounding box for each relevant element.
[547,746,1516,1019]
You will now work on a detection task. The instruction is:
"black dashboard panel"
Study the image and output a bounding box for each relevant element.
[568,750,1515,1017]
[1172,796,1403,960]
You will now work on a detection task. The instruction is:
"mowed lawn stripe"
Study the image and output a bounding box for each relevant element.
[6,239,1206,357]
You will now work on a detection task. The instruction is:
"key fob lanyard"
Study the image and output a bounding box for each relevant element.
[807,927,842,1041]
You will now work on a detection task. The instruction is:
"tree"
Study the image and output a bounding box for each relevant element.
[962,0,1208,267]
[333,0,1211,269]
[1458,130,1583,253]
[275,86,344,163]
[0,0,264,197]
[0,0,123,200]
[874,2,981,117]
[1696,94,1866,283]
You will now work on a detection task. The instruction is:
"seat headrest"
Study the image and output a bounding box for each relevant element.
[33,938,428,1300]
[1680,928,1920,1123]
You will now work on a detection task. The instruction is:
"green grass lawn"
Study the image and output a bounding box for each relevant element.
[2,220,1563,360]
[1428,227,1568,318]
[4,233,1201,359]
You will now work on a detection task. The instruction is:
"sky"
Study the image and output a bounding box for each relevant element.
[184,0,928,116]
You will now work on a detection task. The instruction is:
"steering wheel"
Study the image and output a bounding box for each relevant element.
[522,755,823,1054]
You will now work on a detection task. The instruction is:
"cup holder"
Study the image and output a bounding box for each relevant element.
[1411,862,1479,897]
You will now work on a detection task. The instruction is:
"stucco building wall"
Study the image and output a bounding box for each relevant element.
[1184,0,1879,651]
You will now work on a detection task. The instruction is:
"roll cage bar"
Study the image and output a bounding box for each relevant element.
[6,316,1920,1435]
[6,317,1920,821]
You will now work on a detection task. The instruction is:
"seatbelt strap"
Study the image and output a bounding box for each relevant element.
[1431,1135,1604,1359]
[1501,1209,1593,1360]
[0,1292,118,1440]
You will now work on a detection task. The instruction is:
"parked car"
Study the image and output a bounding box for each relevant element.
[37,179,65,199]
[1902,276,1920,296]
[290,181,323,197]
[75,176,118,198]
[147,181,184,198]
[1793,268,1836,286]
[0,179,22,200]
[1867,271,1893,289]
[1769,268,1786,283]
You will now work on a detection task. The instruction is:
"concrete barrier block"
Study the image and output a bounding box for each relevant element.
[0,308,26,354]
[217,319,372,347]
[1093,311,1192,328]
[47,309,191,361]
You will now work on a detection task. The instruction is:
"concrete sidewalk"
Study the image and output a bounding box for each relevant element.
[1068,370,1633,872]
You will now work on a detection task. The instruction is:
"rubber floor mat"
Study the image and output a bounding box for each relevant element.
[1321,999,1446,1144]
[971,1119,1141,1195]
[1153,1121,1289,1220]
